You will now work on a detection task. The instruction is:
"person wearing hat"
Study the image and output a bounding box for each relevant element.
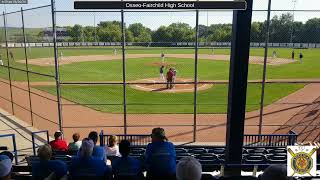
[176,157,202,180]
[0,155,12,180]
[70,138,111,179]
[49,131,68,152]
[32,144,68,180]
[145,127,176,180]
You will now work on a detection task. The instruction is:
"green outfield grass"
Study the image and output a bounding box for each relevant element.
[1,47,320,82]
[0,47,318,114]
[35,83,304,114]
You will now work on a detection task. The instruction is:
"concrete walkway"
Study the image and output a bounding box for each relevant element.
[0,108,52,163]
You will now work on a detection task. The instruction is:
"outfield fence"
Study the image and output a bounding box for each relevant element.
[0,0,320,144]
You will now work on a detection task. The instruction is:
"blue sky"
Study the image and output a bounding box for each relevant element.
[1,0,320,29]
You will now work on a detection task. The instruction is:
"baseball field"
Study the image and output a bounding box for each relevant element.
[0,46,319,114]
[1,46,320,142]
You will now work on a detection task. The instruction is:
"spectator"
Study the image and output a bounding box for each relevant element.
[49,131,68,152]
[32,144,68,180]
[106,135,120,157]
[176,157,202,180]
[112,140,144,180]
[88,131,106,161]
[260,165,293,180]
[145,127,176,180]
[0,155,12,180]
[70,138,111,179]
[68,133,82,152]
[0,152,13,162]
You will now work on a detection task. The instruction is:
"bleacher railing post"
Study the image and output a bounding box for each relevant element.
[32,133,36,156]
[12,134,18,165]
[99,130,104,146]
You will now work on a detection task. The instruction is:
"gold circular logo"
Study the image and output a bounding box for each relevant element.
[291,152,313,175]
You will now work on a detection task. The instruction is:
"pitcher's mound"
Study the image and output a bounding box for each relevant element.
[130,78,213,93]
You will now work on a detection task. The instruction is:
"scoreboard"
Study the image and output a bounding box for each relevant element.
[74,0,247,10]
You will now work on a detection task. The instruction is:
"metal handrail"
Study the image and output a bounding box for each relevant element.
[0,134,18,164]
[31,130,50,155]
[100,133,297,147]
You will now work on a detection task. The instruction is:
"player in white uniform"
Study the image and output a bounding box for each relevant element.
[161,52,165,63]
[0,54,3,66]
[60,52,63,61]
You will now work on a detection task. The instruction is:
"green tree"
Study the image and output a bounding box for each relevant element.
[128,23,152,42]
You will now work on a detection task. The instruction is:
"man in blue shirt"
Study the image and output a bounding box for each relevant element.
[70,138,111,178]
[112,140,143,179]
[88,131,106,161]
[145,127,176,180]
[31,144,68,180]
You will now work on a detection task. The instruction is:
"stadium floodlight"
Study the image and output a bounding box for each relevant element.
[74,0,247,10]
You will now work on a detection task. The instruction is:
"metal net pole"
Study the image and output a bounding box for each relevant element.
[121,10,127,135]
[21,8,34,126]
[258,0,272,135]
[3,11,14,115]
[51,0,63,132]
[193,9,200,142]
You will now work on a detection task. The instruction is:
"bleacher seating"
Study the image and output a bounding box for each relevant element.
[6,131,319,179]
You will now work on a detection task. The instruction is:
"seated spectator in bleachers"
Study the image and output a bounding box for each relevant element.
[145,127,176,180]
[32,144,68,180]
[0,155,12,180]
[106,135,120,157]
[88,131,106,161]
[260,165,293,180]
[68,132,82,152]
[176,157,202,180]
[112,140,144,180]
[49,131,68,152]
[70,138,111,179]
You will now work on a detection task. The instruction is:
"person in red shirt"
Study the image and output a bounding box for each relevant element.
[49,131,68,152]
[166,68,174,89]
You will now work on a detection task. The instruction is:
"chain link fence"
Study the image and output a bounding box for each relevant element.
[0,0,319,143]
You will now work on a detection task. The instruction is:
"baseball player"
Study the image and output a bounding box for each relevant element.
[272,50,277,59]
[160,65,165,81]
[60,52,63,61]
[9,51,14,61]
[299,52,303,64]
[291,50,295,61]
[161,52,165,63]
[172,68,177,88]
[0,54,3,66]
[166,68,174,89]
[113,48,117,55]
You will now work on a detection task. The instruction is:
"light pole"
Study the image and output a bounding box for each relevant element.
[290,0,297,45]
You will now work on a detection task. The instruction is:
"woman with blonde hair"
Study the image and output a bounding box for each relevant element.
[106,135,120,157]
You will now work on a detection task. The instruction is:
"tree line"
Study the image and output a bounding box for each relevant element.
[1,13,320,43]
[66,13,320,43]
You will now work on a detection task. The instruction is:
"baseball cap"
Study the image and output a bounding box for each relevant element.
[176,157,202,180]
[0,151,13,162]
[0,155,12,177]
[151,127,167,140]
[54,131,63,139]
